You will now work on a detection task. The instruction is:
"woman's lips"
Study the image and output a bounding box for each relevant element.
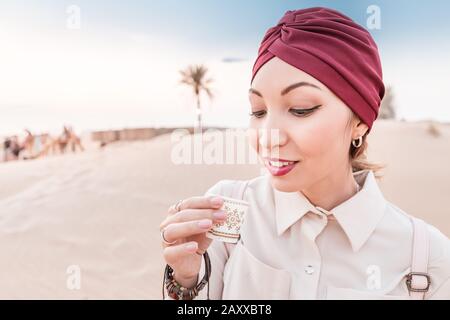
[264,159,299,176]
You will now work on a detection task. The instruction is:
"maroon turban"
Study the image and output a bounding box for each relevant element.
[251,7,385,132]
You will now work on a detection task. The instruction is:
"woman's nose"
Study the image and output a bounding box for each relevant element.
[258,126,287,150]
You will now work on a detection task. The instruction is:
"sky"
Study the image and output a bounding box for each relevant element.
[0,0,449,136]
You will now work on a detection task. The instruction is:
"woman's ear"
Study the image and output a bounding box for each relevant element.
[349,115,369,139]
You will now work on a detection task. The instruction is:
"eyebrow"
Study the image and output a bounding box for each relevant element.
[249,81,321,98]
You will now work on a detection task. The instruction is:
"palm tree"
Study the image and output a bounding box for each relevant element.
[179,64,214,132]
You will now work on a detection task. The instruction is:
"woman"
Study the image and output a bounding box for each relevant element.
[160,7,450,299]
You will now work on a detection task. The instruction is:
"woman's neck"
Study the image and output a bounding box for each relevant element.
[301,168,359,212]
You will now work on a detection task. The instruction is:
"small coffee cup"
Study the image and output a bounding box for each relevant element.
[206,195,249,244]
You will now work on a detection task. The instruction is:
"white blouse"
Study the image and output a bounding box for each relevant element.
[166,169,450,299]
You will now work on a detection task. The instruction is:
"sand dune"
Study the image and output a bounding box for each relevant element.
[0,120,448,299]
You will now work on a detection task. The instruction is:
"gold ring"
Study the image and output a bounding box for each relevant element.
[161,227,177,245]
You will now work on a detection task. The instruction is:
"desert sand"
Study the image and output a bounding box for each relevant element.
[0,119,448,299]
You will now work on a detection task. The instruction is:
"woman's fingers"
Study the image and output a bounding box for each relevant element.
[160,208,227,231]
[163,241,199,265]
[167,195,224,215]
[162,219,214,244]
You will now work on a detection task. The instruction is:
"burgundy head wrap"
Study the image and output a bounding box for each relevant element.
[251,7,385,132]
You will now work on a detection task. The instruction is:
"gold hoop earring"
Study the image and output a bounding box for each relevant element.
[352,136,363,148]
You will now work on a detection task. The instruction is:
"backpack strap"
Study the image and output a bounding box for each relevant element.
[406,217,431,299]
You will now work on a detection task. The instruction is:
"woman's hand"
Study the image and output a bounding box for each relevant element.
[160,195,226,288]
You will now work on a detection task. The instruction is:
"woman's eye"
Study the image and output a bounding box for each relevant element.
[249,110,266,118]
[289,105,321,117]
[249,105,321,118]
[289,109,311,116]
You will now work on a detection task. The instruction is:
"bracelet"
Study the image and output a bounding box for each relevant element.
[162,251,211,300]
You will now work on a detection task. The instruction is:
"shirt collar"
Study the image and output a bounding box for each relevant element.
[273,169,387,252]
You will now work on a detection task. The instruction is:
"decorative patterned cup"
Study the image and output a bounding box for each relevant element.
[206,195,249,244]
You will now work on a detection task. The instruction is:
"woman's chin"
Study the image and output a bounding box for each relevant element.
[269,175,303,192]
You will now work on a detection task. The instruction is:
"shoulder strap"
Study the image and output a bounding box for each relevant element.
[407,217,431,300]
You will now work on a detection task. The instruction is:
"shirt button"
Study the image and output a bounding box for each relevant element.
[304,265,315,275]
